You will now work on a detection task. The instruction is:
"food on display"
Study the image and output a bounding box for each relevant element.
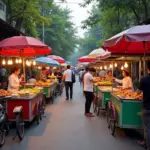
[36,81,51,86]
[0,89,12,97]
[99,86,118,92]
[48,76,56,79]
[97,81,112,86]
[17,88,41,97]
[113,91,143,100]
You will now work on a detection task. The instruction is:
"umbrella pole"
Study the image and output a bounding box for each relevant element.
[23,58,26,81]
[139,59,142,81]
[143,41,146,76]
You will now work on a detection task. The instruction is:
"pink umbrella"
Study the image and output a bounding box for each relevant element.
[78,56,96,63]
[102,25,150,55]
[97,51,111,59]
[47,55,65,64]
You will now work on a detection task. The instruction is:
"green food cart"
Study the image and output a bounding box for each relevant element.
[43,82,57,103]
[108,94,142,135]
[94,86,118,116]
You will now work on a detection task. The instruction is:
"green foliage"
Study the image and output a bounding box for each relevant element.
[3,0,77,59]
[38,5,78,59]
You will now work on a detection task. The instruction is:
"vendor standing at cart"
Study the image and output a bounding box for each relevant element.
[8,67,24,93]
[54,68,63,83]
[39,67,47,81]
[105,70,113,81]
[113,69,133,91]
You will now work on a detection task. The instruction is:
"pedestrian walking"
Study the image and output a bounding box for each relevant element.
[63,65,75,100]
[84,67,96,117]
[138,60,150,150]
[79,69,84,85]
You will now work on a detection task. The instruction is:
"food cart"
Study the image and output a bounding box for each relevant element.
[26,80,57,104]
[8,88,44,123]
[108,91,142,135]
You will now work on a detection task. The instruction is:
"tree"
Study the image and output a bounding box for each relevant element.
[2,0,52,36]
[37,5,78,59]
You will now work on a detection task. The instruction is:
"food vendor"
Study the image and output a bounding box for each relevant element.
[105,70,113,81]
[54,68,63,83]
[39,67,47,81]
[8,67,24,92]
[113,69,133,91]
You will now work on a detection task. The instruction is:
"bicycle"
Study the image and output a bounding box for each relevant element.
[56,82,63,96]
[0,96,24,147]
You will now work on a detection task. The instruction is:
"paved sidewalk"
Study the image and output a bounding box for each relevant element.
[2,82,143,150]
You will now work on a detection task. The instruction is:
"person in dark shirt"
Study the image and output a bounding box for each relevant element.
[139,60,150,150]
[54,68,62,83]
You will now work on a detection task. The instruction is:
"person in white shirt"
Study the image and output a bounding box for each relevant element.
[114,69,133,91]
[28,75,37,84]
[8,67,24,93]
[99,69,106,78]
[84,67,96,117]
[79,69,84,84]
[63,65,73,100]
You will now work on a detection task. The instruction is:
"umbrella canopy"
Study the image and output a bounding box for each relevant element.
[36,57,60,66]
[102,25,150,55]
[0,36,51,56]
[88,48,105,57]
[97,51,111,59]
[47,55,65,64]
[78,56,96,63]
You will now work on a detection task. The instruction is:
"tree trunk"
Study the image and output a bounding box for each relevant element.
[141,0,148,20]
[130,5,140,24]
[116,8,120,25]
[15,18,24,30]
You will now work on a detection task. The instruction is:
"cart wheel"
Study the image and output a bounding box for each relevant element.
[106,104,110,128]
[36,105,40,125]
[0,121,6,147]
[110,119,116,136]
[15,112,24,141]
[4,114,10,135]
[97,105,100,116]
[109,107,116,136]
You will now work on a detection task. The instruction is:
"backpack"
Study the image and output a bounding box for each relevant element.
[72,71,76,83]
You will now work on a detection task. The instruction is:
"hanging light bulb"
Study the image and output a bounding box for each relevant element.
[16,58,19,64]
[38,66,41,70]
[10,59,13,65]
[124,62,128,68]
[19,58,22,64]
[100,66,103,70]
[121,66,124,70]
[2,59,6,65]
[33,60,36,66]
[114,63,117,67]
[104,65,107,70]
[26,60,31,66]
[110,64,113,68]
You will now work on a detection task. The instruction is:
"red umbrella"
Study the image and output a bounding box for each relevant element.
[78,56,96,63]
[0,36,52,56]
[97,51,111,59]
[47,55,65,64]
[102,25,150,55]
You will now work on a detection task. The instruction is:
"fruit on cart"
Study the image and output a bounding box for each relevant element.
[48,76,56,79]
[97,81,112,86]
[18,88,41,97]
[0,89,12,96]
[36,81,51,86]
[113,91,143,100]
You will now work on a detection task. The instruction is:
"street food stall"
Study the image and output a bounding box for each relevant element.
[100,24,150,136]
[0,36,51,146]
[108,91,142,135]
